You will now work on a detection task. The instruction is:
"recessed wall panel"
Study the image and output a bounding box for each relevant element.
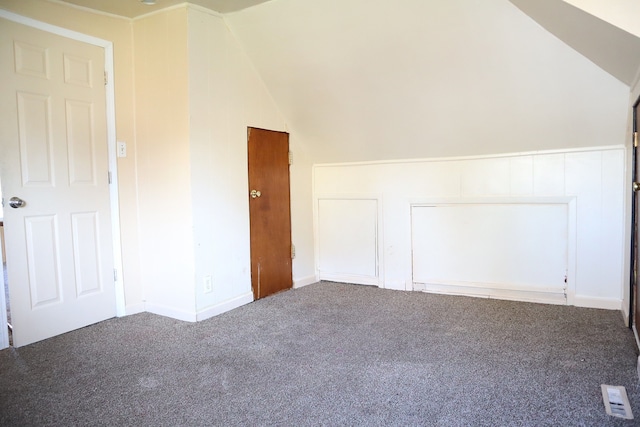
[17,92,54,186]
[14,41,49,79]
[71,212,102,296]
[66,100,96,185]
[63,54,92,87]
[411,203,568,290]
[25,215,61,308]
[318,199,378,278]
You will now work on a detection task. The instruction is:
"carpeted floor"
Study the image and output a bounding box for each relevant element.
[0,281,639,426]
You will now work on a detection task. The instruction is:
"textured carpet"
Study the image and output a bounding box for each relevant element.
[0,282,639,426]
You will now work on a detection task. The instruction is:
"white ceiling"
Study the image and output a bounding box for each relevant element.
[50,0,640,164]
[510,0,640,86]
[56,0,273,17]
[225,0,632,163]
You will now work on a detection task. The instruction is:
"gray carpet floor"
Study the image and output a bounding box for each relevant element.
[0,281,639,426]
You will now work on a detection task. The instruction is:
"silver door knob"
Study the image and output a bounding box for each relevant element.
[9,197,26,208]
[250,190,261,199]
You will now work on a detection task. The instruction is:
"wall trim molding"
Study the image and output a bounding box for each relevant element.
[186,3,224,19]
[319,272,381,287]
[124,303,146,316]
[414,280,567,306]
[145,303,197,322]
[45,0,131,21]
[572,295,623,311]
[294,275,318,289]
[314,145,626,169]
[196,292,254,321]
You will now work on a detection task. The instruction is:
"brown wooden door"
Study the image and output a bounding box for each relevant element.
[248,127,292,300]
[633,99,640,332]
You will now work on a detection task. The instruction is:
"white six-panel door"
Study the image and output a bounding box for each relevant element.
[0,18,116,347]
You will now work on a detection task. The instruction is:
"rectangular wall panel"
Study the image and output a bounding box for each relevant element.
[411,203,568,295]
[318,198,378,281]
[71,212,102,296]
[25,215,61,308]
[17,92,53,186]
[66,100,96,185]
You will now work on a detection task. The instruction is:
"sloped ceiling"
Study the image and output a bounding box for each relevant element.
[226,0,632,163]
[510,0,640,86]
[53,0,640,163]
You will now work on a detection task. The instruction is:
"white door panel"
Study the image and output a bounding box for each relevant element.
[0,18,115,347]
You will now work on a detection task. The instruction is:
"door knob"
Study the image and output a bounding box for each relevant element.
[250,190,261,199]
[9,196,26,208]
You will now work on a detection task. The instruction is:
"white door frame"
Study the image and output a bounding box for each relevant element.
[0,9,125,349]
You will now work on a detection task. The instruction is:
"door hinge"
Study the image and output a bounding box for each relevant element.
[291,244,296,259]
[108,171,112,184]
[635,132,638,148]
[104,71,108,85]
[288,151,293,165]
[113,269,118,281]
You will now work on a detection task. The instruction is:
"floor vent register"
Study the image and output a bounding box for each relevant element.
[601,385,633,420]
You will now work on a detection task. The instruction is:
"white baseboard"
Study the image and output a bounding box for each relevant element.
[383,280,409,291]
[621,305,630,327]
[294,275,318,289]
[196,292,254,321]
[123,303,145,316]
[145,302,197,322]
[319,272,380,286]
[415,281,567,305]
[572,295,622,311]
[128,293,254,323]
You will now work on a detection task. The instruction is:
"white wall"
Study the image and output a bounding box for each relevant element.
[289,137,316,288]
[188,6,315,317]
[133,7,196,319]
[315,147,626,310]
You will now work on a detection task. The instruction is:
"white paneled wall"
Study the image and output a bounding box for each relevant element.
[317,198,379,285]
[411,202,569,304]
[314,147,626,310]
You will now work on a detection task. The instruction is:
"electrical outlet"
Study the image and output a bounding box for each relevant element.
[203,275,213,294]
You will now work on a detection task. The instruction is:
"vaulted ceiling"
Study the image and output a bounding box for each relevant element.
[56,0,640,163]
[226,0,636,162]
[510,0,640,86]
